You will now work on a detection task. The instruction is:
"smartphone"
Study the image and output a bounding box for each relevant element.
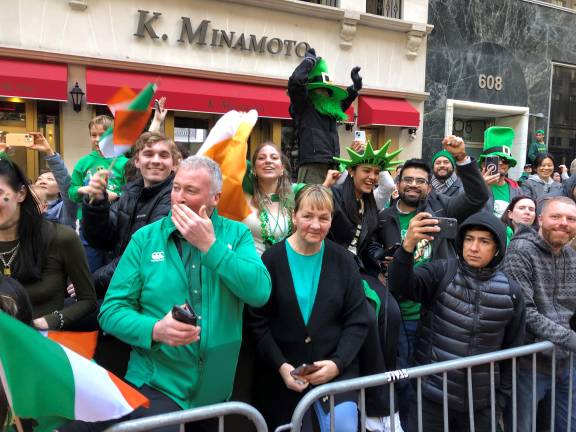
[485,155,500,175]
[354,130,366,144]
[291,363,321,377]
[6,133,33,147]
[435,217,458,240]
[171,300,198,326]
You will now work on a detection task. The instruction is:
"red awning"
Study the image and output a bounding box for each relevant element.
[357,96,420,128]
[0,58,68,101]
[86,68,354,120]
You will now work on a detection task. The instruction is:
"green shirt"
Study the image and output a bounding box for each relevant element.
[286,240,324,325]
[176,234,203,319]
[506,226,514,246]
[397,211,432,321]
[69,150,128,219]
[491,183,511,218]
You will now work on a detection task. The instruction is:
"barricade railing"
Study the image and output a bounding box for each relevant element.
[275,341,567,432]
[103,401,268,432]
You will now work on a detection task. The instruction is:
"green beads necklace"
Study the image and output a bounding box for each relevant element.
[259,194,293,248]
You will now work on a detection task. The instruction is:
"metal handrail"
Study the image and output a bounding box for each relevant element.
[104,401,268,432]
[277,341,555,432]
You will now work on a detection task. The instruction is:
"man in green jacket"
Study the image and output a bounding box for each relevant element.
[527,129,547,165]
[95,156,271,431]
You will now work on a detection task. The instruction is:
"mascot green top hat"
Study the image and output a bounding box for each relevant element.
[334,140,403,172]
[479,126,518,168]
[307,58,349,101]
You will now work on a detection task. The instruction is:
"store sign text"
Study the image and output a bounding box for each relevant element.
[134,10,310,57]
[478,74,503,91]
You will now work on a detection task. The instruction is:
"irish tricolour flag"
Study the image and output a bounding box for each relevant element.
[98,83,157,158]
[198,110,258,221]
[0,312,149,428]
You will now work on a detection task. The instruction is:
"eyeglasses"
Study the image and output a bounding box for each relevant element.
[400,176,429,186]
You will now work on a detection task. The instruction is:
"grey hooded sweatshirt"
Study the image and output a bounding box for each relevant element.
[504,225,576,371]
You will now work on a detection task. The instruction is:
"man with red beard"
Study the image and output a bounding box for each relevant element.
[289,48,361,184]
[504,196,576,432]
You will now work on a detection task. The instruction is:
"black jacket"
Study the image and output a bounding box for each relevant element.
[371,160,490,262]
[288,59,358,166]
[81,173,174,296]
[388,212,526,412]
[246,239,369,429]
[327,181,380,273]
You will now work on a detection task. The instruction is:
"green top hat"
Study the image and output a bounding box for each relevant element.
[479,126,517,168]
[307,58,348,101]
[334,140,403,172]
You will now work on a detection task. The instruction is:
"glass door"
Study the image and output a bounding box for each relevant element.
[0,98,37,180]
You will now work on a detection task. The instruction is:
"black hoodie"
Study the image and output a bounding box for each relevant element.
[388,212,525,411]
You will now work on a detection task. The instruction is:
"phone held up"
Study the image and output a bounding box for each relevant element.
[6,133,33,147]
[171,300,198,326]
[354,130,366,144]
[485,155,500,175]
[434,217,458,240]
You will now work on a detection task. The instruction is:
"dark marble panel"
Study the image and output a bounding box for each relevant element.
[424,0,576,163]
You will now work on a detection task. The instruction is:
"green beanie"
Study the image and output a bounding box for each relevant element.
[432,149,456,168]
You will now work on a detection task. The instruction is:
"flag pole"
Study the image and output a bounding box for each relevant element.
[10,405,24,432]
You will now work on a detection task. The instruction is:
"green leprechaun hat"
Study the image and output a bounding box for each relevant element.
[334,140,403,172]
[479,126,518,168]
[307,58,349,101]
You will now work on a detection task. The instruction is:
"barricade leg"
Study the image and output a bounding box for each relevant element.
[406,396,446,432]
[551,360,576,432]
[508,367,549,432]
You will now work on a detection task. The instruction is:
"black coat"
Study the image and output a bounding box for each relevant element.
[388,212,526,412]
[246,239,369,430]
[371,160,490,262]
[81,173,174,296]
[288,59,358,166]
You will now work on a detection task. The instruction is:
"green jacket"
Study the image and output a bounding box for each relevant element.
[99,211,271,409]
[527,141,547,164]
[68,150,128,219]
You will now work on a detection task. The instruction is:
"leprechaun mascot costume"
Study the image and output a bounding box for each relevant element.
[478,126,521,218]
[288,48,362,184]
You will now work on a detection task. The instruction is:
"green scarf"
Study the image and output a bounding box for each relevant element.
[309,91,348,122]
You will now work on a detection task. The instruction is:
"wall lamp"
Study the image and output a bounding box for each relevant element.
[70,82,85,112]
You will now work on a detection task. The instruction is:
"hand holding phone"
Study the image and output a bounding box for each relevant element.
[435,217,458,240]
[171,301,198,326]
[485,156,500,175]
[6,133,33,147]
[290,363,321,378]
[354,130,366,144]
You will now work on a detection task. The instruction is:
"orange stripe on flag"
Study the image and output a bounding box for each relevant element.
[114,108,152,145]
[107,372,150,410]
[46,331,98,360]
[203,122,253,221]
[107,86,137,116]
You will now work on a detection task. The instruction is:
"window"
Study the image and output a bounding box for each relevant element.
[549,64,576,165]
[174,117,210,157]
[544,0,576,9]
[366,0,402,18]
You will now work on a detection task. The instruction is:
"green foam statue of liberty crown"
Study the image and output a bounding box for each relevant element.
[334,140,403,171]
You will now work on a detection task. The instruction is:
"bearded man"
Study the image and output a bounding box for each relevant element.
[288,48,362,184]
[430,149,463,197]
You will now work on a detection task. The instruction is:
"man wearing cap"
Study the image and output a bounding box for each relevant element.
[430,149,463,196]
[479,127,522,218]
[289,48,361,184]
[527,129,547,165]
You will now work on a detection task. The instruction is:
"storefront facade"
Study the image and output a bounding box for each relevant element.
[0,0,430,180]
[424,0,576,179]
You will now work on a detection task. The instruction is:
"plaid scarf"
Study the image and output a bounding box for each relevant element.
[431,172,458,194]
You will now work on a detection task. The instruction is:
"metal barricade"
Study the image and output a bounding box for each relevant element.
[103,401,268,432]
[275,341,576,432]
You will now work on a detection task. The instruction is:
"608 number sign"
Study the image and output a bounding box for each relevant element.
[478,74,503,91]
